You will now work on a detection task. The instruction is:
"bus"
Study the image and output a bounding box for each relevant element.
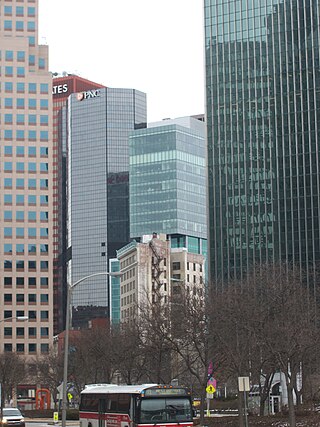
[79,384,194,427]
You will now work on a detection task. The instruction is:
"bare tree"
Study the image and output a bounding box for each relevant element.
[0,353,26,408]
[36,349,64,410]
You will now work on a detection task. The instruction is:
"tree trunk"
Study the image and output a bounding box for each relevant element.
[287,385,296,427]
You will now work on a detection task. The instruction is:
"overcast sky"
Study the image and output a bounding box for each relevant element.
[39,0,205,122]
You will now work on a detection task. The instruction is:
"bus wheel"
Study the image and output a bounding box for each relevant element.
[88,423,92,427]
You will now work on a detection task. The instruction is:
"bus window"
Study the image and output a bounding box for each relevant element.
[139,398,192,424]
[107,394,118,412]
[118,394,130,414]
[80,395,99,412]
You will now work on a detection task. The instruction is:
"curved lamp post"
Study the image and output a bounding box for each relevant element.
[61,272,121,427]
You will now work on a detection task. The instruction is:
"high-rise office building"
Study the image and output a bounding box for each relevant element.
[0,0,53,357]
[52,74,105,334]
[205,0,320,287]
[129,116,207,258]
[65,87,146,324]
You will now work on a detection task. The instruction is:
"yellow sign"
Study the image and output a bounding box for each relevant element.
[53,412,59,422]
[206,384,216,394]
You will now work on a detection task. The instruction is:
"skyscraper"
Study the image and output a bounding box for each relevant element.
[205,0,320,287]
[65,87,146,324]
[129,116,207,258]
[0,0,53,357]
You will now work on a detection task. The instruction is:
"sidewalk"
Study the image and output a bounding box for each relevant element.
[25,419,79,425]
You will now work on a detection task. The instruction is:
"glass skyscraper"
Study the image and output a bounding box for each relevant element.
[129,117,207,256]
[205,0,320,287]
[66,87,146,321]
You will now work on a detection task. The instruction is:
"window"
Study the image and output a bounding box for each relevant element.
[41,344,49,354]
[40,294,49,303]
[4,21,12,30]
[4,6,12,15]
[4,294,12,303]
[28,311,36,320]
[40,277,48,286]
[4,228,12,237]
[28,7,35,16]
[28,99,36,109]
[5,114,13,124]
[16,194,24,204]
[28,147,36,156]
[16,162,25,172]
[40,212,48,221]
[28,277,36,286]
[40,195,48,205]
[17,51,25,61]
[40,179,48,189]
[17,67,25,77]
[28,179,36,189]
[17,82,25,93]
[28,261,36,270]
[29,294,36,303]
[40,147,48,156]
[28,228,37,238]
[28,211,36,221]
[29,55,35,66]
[17,98,25,108]
[40,228,48,237]
[4,344,12,352]
[16,228,24,238]
[16,328,24,337]
[16,178,24,188]
[40,244,48,253]
[16,344,24,353]
[28,114,36,125]
[17,114,25,124]
[40,163,48,172]
[16,130,25,140]
[16,21,24,31]
[5,65,13,76]
[28,130,36,140]
[41,311,49,320]
[28,327,36,337]
[4,130,13,139]
[40,83,48,94]
[29,344,37,353]
[4,178,12,187]
[4,162,12,171]
[28,162,36,172]
[5,82,13,93]
[16,294,24,303]
[16,260,24,270]
[16,244,24,254]
[16,211,24,221]
[4,244,12,254]
[27,21,35,31]
[4,211,12,220]
[172,262,181,270]
[40,99,48,109]
[4,328,12,337]
[40,327,49,337]
[4,277,12,286]
[28,83,36,93]
[5,98,13,108]
[28,244,36,254]
[29,37,36,47]
[16,6,24,16]
[40,131,48,140]
[28,195,36,205]
[4,311,12,319]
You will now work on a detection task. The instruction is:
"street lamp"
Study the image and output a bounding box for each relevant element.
[0,316,28,422]
[61,272,121,427]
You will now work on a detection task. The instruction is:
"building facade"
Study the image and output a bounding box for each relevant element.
[205,0,320,287]
[66,88,146,323]
[129,116,207,259]
[52,74,105,334]
[0,0,54,357]
[116,234,205,323]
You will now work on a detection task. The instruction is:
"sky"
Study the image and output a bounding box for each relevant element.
[38,0,205,123]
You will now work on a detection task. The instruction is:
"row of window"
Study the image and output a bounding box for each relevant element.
[1,146,48,156]
[4,194,49,205]
[2,130,49,140]
[2,21,35,31]
[4,277,48,287]
[4,293,49,303]
[4,260,48,270]
[3,82,49,93]
[3,327,49,337]
[3,6,35,16]
[3,343,49,354]
[4,243,48,254]
[2,114,49,125]
[2,178,48,190]
[3,98,48,109]
[4,310,47,321]
[3,211,48,221]
[3,227,49,237]
[2,161,48,172]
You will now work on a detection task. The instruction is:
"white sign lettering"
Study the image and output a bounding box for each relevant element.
[77,89,101,101]
[52,84,68,95]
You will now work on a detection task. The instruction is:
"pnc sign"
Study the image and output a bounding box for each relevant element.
[77,89,101,101]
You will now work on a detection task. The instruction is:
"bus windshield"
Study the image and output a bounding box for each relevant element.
[139,398,192,423]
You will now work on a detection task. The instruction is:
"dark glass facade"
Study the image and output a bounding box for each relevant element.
[205,0,320,287]
[67,88,146,312]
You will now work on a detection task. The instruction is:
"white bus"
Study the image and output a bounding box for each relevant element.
[79,384,194,427]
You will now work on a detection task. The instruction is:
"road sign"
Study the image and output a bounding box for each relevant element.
[238,376,250,392]
[53,412,59,422]
[206,392,214,399]
[206,384,216,394]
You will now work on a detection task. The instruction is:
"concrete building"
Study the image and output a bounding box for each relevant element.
[65,88,147,326]
[129,116,207,260]
[205,0,320,287]
[0,0,54,359]
[116,234,205,323]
